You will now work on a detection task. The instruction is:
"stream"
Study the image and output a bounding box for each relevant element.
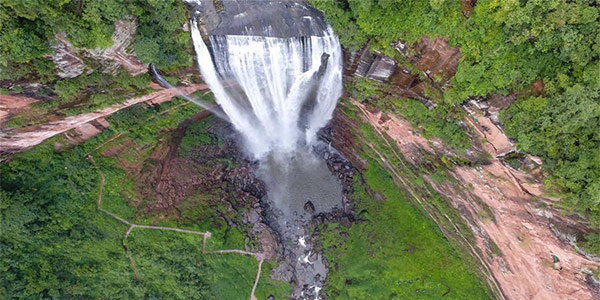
[183,1,345,299]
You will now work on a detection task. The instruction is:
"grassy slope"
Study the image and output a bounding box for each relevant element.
[0,98,289,299]
[311,0,600,250]
[318,102,493,300]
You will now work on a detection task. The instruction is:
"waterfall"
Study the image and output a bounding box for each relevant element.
[190,18,342,159]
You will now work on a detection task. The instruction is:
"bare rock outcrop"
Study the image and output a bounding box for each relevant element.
[86,18,147,76]
[345,45,396,81]
[51,33,87,78]
[51,17,147,79]
[0,84,205,155]
[390,37,460,97]
[0,94,37,124]
[354,101,600,300]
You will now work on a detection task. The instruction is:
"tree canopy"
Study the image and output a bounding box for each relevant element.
[0,0,191,81]
[312,0,600,227]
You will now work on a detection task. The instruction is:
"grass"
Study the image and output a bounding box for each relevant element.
[0,97,290,299]
[319,167,493,300]
[3,71,152,129]
[317,103,495,300]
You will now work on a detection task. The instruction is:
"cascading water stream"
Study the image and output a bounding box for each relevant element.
[187,7,344,299]
[189,18,342,158]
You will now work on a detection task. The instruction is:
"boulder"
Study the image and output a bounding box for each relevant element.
[304,201,315,214]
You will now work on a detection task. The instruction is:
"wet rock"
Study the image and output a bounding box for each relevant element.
[340,216,352,228]
[584,272,600,299]
[245,210,260,224]
[304,201,315,214]
[347,44,396,81]
[51,33,86,78]
[187,0,329,38]
[227,165,267,199]
[272,262,295,282]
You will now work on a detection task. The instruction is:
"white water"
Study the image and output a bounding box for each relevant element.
[190,18,342,159]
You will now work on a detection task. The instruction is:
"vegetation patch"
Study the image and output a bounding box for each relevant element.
[316,104,495,299]
[313,0,600,231]
[318,168,492,299]
[0,99,290,299]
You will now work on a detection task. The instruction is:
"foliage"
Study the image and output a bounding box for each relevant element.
[346,77,384,103]
[4,71,152,129]
[0,0,191,81]
[501,85,600,224]
[319,166,492,299]
[313,0,599,101]
[0,100,289,299]
[393,99,470,151]
[312,0,600,226]
[131,0,191,69]
[580,233,600,257]
[345,75,470,151]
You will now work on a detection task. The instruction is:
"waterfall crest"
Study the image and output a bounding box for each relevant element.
[190,18,342,159]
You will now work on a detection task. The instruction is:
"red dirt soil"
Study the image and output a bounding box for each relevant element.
[0,94,38,124]
[0,84,206,153]
[358,101,600,300]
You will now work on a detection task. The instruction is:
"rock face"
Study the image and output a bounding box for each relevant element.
[51,17,147,78]
[54,117,110,150]
[87,18,147,76]
[387,37,461,107]
[186,0,329,38]
[0,95,37,124]
[345,45,397,81]
[345,98,600,300]
[303,201,315,214]
[51,33,87,78]
[0,85,206,155]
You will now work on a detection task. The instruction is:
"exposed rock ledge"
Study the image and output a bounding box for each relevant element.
[355,101,600,300]
[187,0,329,38]
[0,84,206,156]
[51,17,147,79]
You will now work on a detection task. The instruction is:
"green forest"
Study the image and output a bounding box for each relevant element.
[2,0,600,299]
[0,0,191,82]
[0,99,291,299]
[312,0,600,229]
[2,0,598,226]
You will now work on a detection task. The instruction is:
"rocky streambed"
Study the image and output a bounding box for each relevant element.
[138,115,357,300]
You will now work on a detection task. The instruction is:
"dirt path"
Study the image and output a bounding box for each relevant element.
[87,153,265,300]
[353,99,600,300]
[0,84,206,154]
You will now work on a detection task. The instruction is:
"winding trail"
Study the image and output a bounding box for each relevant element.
[87,153,265,300]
